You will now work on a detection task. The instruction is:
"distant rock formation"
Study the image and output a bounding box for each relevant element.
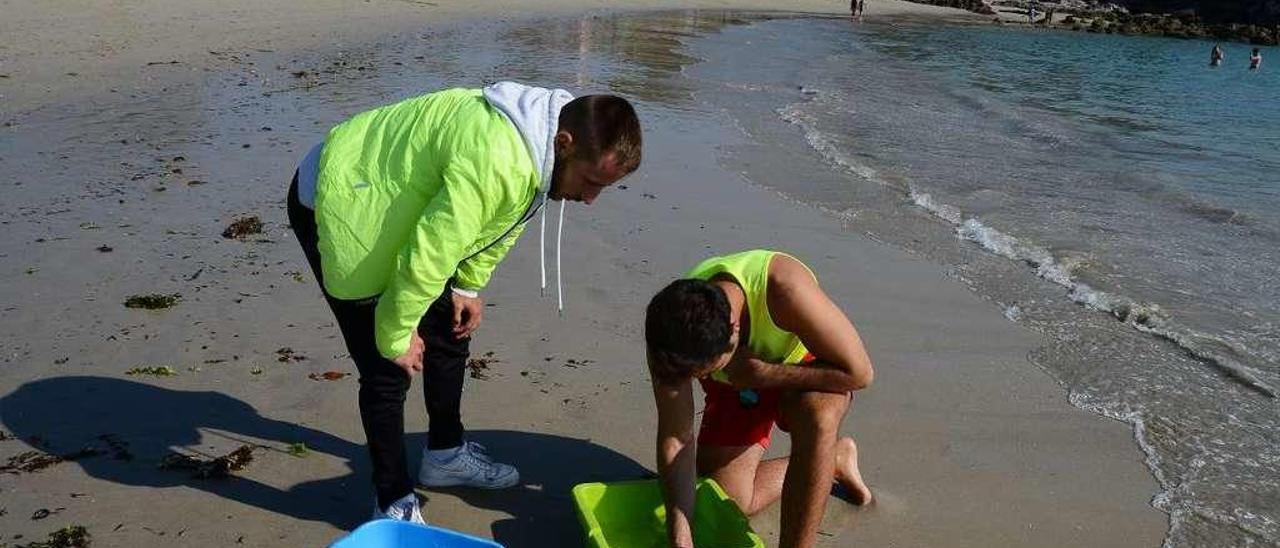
[901,0,1280,45]
[1115,0,1280,26]
[910,0,999,15]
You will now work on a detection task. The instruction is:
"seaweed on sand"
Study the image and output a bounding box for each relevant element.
[14,525,91,548]
[123,294,180,310]
[221,215,263,239]
[159,445,255,479]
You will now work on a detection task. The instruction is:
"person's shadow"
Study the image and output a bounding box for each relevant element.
[1,376,650,546]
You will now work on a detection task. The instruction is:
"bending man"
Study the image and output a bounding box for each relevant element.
[288,82,641,523]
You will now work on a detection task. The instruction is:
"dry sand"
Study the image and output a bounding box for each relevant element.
[0,1,1164,547]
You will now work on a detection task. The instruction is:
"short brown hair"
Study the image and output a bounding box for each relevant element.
[558,95,642,173]
[645,279,733,384]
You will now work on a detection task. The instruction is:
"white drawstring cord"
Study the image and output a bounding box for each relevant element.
[539,196,547,297]
[556,199,565,315]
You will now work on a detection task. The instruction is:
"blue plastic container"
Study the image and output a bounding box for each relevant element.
[330,520,503,548]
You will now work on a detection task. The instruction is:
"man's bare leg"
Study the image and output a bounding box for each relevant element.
[698,412,873,520]
[697,443,788,515]
[778,390,850,548]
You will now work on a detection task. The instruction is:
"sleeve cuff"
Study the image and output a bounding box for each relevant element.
[376,332,410,360]
[450,286,479,299]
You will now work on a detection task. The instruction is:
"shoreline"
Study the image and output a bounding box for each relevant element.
[0,4,1165,547]
[0,0,982,117]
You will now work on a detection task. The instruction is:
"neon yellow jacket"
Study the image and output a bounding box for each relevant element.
[314,84,567,359]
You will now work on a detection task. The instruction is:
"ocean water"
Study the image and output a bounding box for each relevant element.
[676,16,1280,547]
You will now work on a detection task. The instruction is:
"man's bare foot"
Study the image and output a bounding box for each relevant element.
[834,437,873,505]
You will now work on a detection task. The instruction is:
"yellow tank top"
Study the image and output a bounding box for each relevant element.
[686,250,812,384]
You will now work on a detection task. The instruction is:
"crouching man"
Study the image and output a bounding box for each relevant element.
[645,250,874,548]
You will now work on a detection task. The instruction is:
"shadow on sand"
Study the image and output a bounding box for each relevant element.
[1,375,650,545]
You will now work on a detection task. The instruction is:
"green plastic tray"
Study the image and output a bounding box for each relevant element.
[571,478,764,548]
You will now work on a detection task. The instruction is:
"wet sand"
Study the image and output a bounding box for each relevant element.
[0,3,1164,547]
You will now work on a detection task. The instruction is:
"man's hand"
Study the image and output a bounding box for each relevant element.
[392,330,425,377]
[451,292,483,339]
[722,347,764,389]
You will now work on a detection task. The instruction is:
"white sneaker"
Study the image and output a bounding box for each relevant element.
[370,493,425,525]
[418,441,520,489]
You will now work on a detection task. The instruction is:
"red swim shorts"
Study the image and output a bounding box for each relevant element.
[696,353,815,449]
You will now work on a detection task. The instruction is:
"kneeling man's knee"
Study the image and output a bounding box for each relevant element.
[785,390,850,433]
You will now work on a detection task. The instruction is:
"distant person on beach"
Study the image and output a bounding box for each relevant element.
[850,0,865,18]
[646,250,875,548]
[1250,48,1262,70]
[1210,44,1224,67]
[288,83,640,524]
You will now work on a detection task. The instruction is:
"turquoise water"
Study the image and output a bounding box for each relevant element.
[890,27,1280,216]
[681,17,1280,546]
[814,25,1280,392]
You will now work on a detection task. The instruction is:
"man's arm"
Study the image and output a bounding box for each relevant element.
[449,210,529,340]
[726,254,874,393]
[650,360,697,548]
[373,155,495,360]
[453,217,527,293]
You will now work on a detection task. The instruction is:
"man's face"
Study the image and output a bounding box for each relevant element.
[691,350,735,381]
[549,135,629,205]
[652,347,734,385]
[648,325,739,384]
[691,328,740,380]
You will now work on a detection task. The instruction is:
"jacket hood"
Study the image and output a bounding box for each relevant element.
[482,81,574,194]
[482,81,577,314]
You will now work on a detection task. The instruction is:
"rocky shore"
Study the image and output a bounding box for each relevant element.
[905,0,1280,44]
